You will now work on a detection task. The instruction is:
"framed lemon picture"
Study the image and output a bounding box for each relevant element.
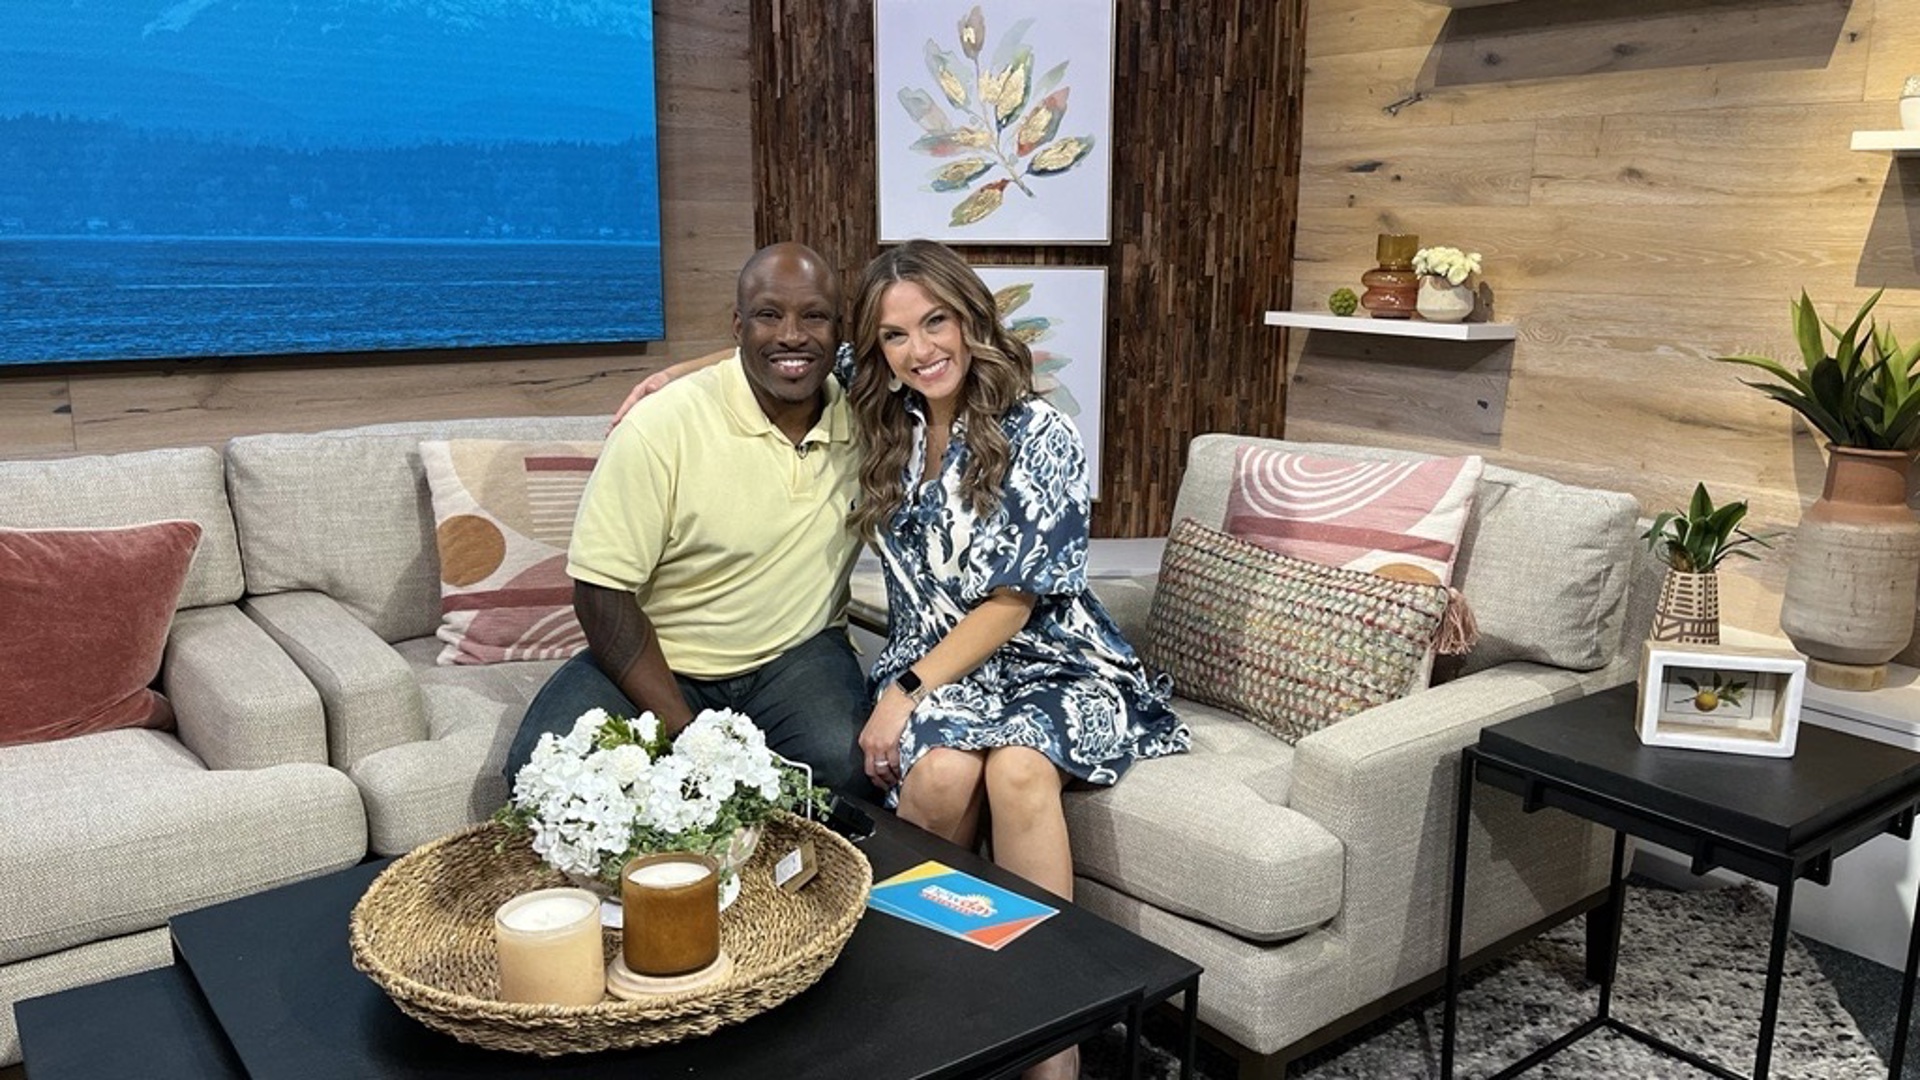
[1636,642,1807,758]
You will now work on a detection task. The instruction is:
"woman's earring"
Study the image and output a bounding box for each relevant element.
[886,375,903,393]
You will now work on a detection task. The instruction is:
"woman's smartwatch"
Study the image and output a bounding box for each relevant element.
[895,668,929,704]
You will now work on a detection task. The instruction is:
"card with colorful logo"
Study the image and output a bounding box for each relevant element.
[867,860,1059,950]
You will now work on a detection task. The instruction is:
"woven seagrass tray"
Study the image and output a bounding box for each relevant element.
[349,812,872,1056]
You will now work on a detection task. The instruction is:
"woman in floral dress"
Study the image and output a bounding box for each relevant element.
[847,240,1188,961]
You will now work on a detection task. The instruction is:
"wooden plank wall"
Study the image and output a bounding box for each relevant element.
[749,0,1307,537]
[1290,0,1920,634]
[0,1,757,459]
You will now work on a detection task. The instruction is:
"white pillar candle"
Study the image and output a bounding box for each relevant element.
[493,887,605,1006]
[627,860,714,888]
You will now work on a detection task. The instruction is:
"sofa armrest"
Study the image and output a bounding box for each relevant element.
[163,605,328,770]
[1289,660,1630,1003]
[243,591,426,771]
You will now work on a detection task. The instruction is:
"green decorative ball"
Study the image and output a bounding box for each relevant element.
[1328,287,1359,316]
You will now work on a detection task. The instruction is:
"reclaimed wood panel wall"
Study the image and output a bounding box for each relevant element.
[749,0,1307,537]
[1290,0,1920,634]
[0,1,757,459]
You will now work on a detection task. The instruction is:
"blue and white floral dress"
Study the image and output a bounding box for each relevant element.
[868,393,1190,801]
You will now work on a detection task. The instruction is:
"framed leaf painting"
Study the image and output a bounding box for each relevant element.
[874,1,1117,244]
[974,265,1108,494]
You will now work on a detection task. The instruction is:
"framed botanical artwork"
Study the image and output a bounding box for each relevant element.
[874,1,1116,244]
[1636,642,1808,758]
[973,265,1107,495]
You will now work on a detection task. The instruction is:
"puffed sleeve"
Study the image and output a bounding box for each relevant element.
[960,401,1091,604]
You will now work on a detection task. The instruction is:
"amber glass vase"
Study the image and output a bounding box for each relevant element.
[1360,233,1420,319]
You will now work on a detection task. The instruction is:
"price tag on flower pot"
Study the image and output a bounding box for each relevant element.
[775,840,819,894]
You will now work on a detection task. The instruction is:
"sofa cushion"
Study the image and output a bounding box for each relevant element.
[347,637,567,854]
[0,522,200,747]
[1225,445,1482,589]
[1064,697,1343,941]
[1175,435,1638,676]
[1146,519,1449,744]
[419,438,599,665]
[0,727,365,965]
[226,417,603,643]
[0,446,243,608]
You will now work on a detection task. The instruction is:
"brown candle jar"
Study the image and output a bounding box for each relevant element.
[620,852,721,976]
[1361,233,1420,319]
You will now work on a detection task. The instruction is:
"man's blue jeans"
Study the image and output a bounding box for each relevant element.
[503,627,870,798]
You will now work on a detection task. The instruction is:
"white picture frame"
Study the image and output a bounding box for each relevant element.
[873,0,1117,244]
[973,265,1107,496]
[1636,642,1807,758]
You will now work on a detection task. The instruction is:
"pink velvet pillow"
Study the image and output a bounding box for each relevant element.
[0,521,202,747]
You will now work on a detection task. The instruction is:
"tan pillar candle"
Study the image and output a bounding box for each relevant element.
[493,887,605,1006]
[621,853,720,976]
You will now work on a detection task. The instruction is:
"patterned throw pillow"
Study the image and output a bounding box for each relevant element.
[1145,519,1450,745]
[0,521,202,746]
[419,439,600,666]
[1226,445,1482,587]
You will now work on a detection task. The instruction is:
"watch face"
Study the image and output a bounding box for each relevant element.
[897,669,923,693]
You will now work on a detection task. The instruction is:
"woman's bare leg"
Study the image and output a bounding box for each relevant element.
[983,747,1079,1080]
[896,747,988,846]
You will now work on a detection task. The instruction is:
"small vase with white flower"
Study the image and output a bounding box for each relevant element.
[1411,246,1482,323]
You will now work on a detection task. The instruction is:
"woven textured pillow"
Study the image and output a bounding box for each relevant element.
[420,439,600,665]
[1146,518,1450,744]
[0,520,202,747]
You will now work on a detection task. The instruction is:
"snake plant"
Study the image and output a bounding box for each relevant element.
[1717,289,1920,451]
[1642,483,1772,573]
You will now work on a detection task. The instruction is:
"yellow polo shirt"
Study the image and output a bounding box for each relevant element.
[567,352,859,678]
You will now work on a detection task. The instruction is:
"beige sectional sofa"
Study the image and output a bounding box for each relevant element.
[0,447,369,1066]
[1057,435,1662,1076]
[2,421,1656,1077]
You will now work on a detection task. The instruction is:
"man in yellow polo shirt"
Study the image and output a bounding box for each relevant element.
[503,243,865,794]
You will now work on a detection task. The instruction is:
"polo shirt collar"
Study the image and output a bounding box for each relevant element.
[719,348,852,446]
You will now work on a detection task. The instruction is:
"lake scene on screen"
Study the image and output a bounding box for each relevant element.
[0,0,664,365]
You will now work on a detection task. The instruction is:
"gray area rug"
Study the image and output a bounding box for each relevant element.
[1082,884,1885,1078]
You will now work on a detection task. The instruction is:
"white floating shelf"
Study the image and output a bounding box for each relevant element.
[1850,130,1920,155]
[1264,310,1517,341]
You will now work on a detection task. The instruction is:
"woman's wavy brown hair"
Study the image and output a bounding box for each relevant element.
[847,240,1035,540]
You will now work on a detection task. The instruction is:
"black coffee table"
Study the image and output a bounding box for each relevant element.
[1440,682,1920,1080]
[18,807,1200,1079]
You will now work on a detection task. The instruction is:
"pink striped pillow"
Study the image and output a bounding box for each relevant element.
[1225,447,1483,661]
[420,439,600,666]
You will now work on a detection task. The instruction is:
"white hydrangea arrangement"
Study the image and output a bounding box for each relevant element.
[497,707,823,888]
[1412,246,1483,286]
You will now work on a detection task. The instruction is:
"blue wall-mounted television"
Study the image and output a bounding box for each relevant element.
[0,0,664,366]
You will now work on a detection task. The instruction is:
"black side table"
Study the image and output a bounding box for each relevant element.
[1441,682,1920,1080]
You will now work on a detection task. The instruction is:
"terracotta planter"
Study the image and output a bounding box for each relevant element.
[1780,446,1920,690]
[1651,569,1719,645]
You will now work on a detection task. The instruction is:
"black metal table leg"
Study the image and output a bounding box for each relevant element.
[1180,976,1198,1080]
[1891,880,1920,1078]
[1595,830,1627,1021]
[1441,749,1479,1080]
[1123,994,1140,1080]
[1751,880,1797,1080]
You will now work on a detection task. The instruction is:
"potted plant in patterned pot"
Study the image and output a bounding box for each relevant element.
[1718,289,1920,690]
[1641,483,1773,645]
